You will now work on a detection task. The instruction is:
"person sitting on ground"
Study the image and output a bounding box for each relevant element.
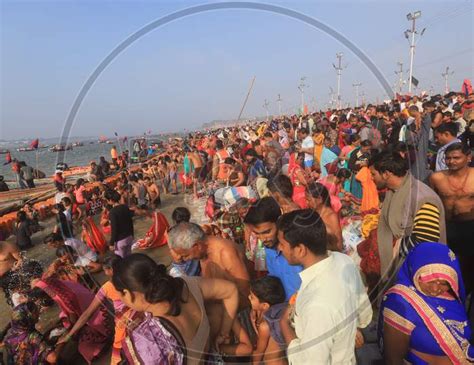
[133,208,169,250]
[29,277,113,364]
[59,253,129,365]
[249,276,288,365]
[2,301,63,364]
[85,188,103,217]
[22,203,43,233]
[42,245,83,283]
[0,175,9,191]
[81,217,107,255]
[15,210,33,250]
[99,156,110,175]
[112,253,242,365]
[44,231,101,273]
[88,161,104,182]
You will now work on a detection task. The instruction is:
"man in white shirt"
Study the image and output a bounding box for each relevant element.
[298,128,314,170]
[277,209,372,364]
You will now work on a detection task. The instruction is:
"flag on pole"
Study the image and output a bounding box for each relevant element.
[462,79,472,96]
[410,76,419,87]
[30,138,39,149]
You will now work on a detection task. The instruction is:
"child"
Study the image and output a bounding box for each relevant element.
[58,253,129,365]
[249,276,288,365]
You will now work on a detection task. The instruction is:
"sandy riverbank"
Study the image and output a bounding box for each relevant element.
[0,191,208,364]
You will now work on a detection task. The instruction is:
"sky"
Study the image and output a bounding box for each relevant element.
[1,0,473,140]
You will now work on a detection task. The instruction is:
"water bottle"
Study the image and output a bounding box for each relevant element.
[255,240,267,274]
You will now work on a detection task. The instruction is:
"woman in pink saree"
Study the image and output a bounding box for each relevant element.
[34,278,113,364]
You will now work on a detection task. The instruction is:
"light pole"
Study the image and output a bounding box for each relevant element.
[263,99,270,120]
[298,77,308,114]
[441,66,454,94]
[352,82,362,108]
[405,11,425,94]
[394,61,404,94]
[333,53,344,109]
[276,94,283,116]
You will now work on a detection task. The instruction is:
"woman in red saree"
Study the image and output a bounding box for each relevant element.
[33,278,113,364]
[134,211,169,249]
[288,152,308,209]
[81,216,107,254]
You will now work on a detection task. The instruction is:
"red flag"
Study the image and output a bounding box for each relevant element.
[5,151,12,165]
[30,138,39,149]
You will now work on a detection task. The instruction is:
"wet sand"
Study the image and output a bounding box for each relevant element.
[1,192,208,364]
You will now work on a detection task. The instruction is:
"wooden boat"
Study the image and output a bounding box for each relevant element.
[49,145,73,152]
[16,147,35,152]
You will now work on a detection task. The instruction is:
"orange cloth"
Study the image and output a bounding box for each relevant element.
[82,216,107,254]
[355,167,380,213]
[135,211,170,249]
[313,133,324,163]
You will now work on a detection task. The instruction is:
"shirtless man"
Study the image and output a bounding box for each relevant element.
[187,148,203,199]
[167,222,250,338]
[0,241,42,306]
[430,142,474,292]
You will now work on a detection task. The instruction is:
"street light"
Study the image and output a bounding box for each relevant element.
[406,11,421,21]
[406,11,422,93]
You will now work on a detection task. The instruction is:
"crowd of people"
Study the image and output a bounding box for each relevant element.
[0,90,473,364]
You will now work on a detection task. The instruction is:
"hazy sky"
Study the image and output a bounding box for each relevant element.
[1,0,473,139]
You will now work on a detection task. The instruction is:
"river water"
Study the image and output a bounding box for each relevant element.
[0,142,125,181]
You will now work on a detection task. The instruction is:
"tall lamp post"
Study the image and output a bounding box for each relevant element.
[405,11,425,94]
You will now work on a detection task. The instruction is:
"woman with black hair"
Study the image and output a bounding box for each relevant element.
[307,182,343,252]
[112,253,241,365]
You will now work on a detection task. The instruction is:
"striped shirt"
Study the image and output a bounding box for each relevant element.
[401,203,441,257]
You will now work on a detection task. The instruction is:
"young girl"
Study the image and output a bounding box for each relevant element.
[58,253,127,365]
[249,276,288,365]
